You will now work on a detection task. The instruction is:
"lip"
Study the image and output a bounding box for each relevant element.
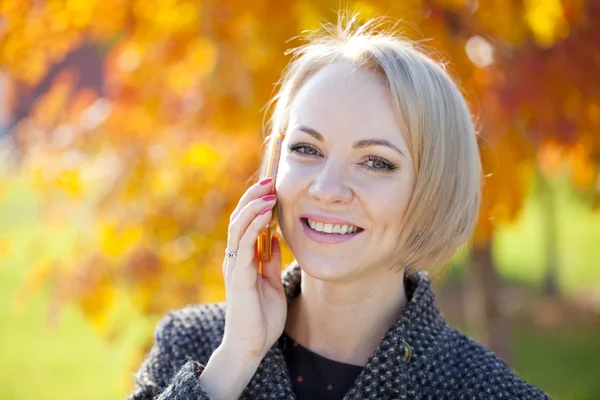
[299,213,362,228]
[300,218,364,244]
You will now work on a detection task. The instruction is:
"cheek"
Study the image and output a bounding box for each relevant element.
[274,164,305,233]
[275,159,308,197]
[371,185,413,226]
[274,161,300,212]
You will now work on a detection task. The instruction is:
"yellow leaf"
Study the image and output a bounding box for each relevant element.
[81,279,116,334]
[524,0,569,47]
[184,143,221,168]
[292,1,321,32]
[150,167,182,197]
[131,284,155,313]
[99,223,143,257]
[170,258,197,281]
[351,1,378,20]
[187,37,218,76]
[55,169,82,197]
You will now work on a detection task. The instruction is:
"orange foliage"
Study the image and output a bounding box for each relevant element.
[1,1,599,343]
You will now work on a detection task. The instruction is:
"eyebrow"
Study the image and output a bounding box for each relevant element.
[292,125,405,157]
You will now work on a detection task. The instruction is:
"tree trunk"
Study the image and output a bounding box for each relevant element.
[465,241,512,364]
[537,168,560,297]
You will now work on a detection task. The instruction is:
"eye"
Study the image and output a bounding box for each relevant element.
[363,156,398,173]
[287,143,320,156]
[287,143,398,174]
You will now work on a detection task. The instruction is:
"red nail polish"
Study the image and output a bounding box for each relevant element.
[259,177,273,185]
[262,194,277,201]
[260,207,272,215]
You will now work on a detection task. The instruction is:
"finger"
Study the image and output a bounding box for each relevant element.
[225,196,274,285]
[261,235,283,288]
[222,252,235,282]
[227,195,277,253]
[229,206,275,288]
[226,194,276,286]
[230,179,275,223]
[238,206,275,252]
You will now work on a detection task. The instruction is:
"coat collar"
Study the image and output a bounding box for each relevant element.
[247,260,448,399]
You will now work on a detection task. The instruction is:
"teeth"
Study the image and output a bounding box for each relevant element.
[307,218,359,234]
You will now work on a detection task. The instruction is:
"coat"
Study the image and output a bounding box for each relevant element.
[127,261,550,399]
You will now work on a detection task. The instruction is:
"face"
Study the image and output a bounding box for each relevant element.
[275,62,417,282]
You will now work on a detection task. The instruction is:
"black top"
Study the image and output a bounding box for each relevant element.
[278,331,365,400]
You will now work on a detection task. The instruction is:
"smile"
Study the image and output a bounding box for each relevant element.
[300,218,364,244]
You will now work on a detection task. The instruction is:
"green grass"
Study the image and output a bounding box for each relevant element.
[0,179,153,400]
[513,326,600,400]
[495,178,600,293]
[1,176,600,399]
[0,285,136,399]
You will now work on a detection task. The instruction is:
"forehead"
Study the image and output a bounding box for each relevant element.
[288,62,402,140]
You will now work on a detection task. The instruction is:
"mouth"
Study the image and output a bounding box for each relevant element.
[300,218,364,244]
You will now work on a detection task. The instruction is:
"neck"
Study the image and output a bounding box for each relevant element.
[284,267,408,367]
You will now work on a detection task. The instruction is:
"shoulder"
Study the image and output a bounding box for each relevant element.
[153,302,226,362]
[417,324,549,399]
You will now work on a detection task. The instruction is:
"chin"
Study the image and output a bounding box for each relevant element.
[292,251,355,281]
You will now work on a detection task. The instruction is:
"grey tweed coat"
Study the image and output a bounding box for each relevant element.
[128,261,549,399]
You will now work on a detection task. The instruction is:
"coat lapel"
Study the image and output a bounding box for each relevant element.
[244,260,447,399]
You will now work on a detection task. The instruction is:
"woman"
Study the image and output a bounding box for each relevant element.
[128,16,549,400]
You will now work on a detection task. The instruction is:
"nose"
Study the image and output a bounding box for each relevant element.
[308,161,353,205]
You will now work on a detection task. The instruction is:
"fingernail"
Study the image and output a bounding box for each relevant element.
[259,207,272,215]
[262,194,277,201]
[259,177,273,185]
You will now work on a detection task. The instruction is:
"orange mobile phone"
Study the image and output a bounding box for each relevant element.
[256,133,284,267]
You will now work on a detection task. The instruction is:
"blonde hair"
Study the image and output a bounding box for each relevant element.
[257,14,482,272]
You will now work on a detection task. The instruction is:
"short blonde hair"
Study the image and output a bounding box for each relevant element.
[258,14,482,272]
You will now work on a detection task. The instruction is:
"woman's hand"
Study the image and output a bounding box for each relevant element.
[220,177,286,361]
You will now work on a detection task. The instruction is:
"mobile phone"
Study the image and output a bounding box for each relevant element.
[256,133,284,269]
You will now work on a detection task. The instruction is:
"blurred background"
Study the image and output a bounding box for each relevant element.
[1,0,599,399]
